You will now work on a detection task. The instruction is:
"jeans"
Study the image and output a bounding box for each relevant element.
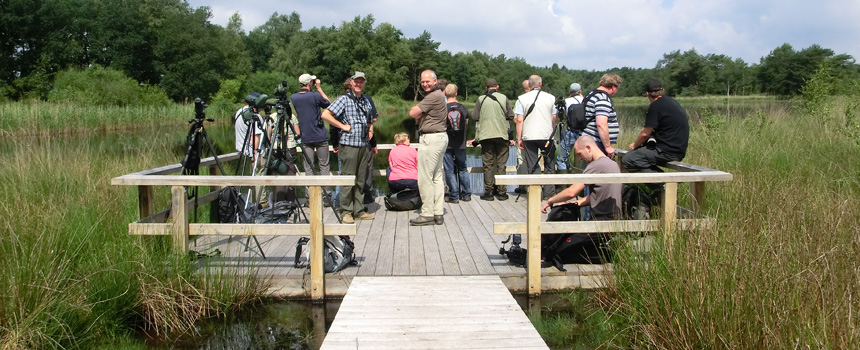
[443,148,470,199]
[557,129,580,170]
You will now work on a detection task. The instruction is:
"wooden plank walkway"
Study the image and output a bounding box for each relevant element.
[192,194,611,297]
[320,276,548,350]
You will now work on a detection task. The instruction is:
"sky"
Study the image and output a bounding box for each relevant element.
[187,0,860,71]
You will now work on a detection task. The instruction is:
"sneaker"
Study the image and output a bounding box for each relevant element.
[460,195,471,202]
[355,212,375,220]
[445,197,459,204]
[410,215,436,226]
[480,191,495,201]
[495,193,509,201]
[434,215,444,225]
[342,213,354,224]
[323,194,332,208]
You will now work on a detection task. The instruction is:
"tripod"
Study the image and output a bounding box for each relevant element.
[235,106,269,258]
[179,98,228,221]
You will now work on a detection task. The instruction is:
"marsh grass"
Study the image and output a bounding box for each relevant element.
[605,95,860,348]
[0,100,191,133]
[0,131,268,349]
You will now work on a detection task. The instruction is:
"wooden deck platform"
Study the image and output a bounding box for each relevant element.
[320,276,548,350]
[191,195,611,298]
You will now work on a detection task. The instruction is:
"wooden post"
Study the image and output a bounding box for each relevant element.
[690,181,705,215]
[527,184,542,297]
[170,186,188,252]
[662,182,678,246]
[138,185,153,219]
[309,186,325,302]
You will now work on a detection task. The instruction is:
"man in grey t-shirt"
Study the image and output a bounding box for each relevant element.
[540,136,621,220]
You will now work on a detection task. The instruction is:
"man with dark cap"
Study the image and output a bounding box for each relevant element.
[472,78,515,201]
[558,82,584,172]
[622,79,690,174]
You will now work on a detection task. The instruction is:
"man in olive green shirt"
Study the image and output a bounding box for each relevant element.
[409,70,448,226]
[472,78,514,201]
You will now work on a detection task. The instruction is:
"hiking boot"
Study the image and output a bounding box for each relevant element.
[355,212,375,220]
[495,193,509,201]
[434,215,444,225]
[364,195,375,204]
[514,186,528,194]
[410,215,436,226]
[445,197,459,204]
[480,191,495,201]
[460,195,471,202]
[342,213,354,224]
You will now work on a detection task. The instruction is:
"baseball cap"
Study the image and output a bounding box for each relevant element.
[350,71,366,80]
[569,83,581,92]
[298,73,316,85]
[486,78,499,87]
[645,79,663,92]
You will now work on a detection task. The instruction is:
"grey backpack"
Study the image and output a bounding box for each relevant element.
[293,236,356,273]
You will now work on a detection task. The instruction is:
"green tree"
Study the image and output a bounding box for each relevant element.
[247,12,302,72]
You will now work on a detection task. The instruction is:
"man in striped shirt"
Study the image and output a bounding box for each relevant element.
[583,73,622,158]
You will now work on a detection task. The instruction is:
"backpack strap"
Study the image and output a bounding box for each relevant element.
[482,91,507,115]
[523,89,541,119]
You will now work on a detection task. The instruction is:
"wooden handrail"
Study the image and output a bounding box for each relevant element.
[493,164,732,296]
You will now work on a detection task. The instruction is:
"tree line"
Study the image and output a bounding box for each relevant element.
[3,0,859,104]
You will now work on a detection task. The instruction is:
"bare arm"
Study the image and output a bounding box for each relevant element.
[409,105,423,120]
[321,109,351,133]
[630,126,654,150]
[596,115,614,157]
[315,79,331,102]
[541,183,586,213]
[515,114,524,149]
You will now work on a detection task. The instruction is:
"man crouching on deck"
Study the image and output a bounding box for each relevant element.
[541,136,622,220]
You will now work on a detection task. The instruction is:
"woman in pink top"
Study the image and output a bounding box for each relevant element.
[387,132,418,193]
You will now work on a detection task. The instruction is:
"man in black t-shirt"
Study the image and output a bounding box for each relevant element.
[442,83,471,203]
[622,79,689,173]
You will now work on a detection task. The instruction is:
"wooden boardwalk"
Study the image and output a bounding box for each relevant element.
[320,276,548,350]
[191,194,611,297]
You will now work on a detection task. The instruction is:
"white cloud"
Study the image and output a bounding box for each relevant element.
[189,0,860,70]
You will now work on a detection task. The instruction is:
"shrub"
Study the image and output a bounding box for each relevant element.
[48,66,171,107]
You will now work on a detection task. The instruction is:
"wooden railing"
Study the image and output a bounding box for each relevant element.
[494,150,732,296]
[111,152,355,301]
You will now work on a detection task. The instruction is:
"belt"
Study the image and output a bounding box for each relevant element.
[421,131,446,134]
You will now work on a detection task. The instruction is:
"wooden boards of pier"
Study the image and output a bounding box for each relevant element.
[320,276,548,350]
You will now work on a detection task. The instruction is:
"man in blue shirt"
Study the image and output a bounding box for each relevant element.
[292,73,332,206]
[321,72,376,224]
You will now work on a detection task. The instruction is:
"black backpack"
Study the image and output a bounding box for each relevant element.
[567,90,607,131]
[218,186,249,223]
[542,203,612,271]
[383,189,422,211]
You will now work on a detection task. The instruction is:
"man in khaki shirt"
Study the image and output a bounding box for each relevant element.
[408,70,448,226]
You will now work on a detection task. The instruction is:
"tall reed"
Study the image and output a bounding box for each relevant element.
[607,97,860,348]
[0,131,268,349]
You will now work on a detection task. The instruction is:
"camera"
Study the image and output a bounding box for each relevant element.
[194,98,208,119]
[273,80,289,100]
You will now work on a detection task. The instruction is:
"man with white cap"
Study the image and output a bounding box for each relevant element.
[558,82,584,172]
[292,73,332,206]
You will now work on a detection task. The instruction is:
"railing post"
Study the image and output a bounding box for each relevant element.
[138,185,153,219]
[309,185,325,302]
[527,184,542,296]
[662,182,678,246]
[690,181,705,215]
[170,185,188,252]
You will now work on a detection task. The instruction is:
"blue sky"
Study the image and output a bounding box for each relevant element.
[187,0,860,70]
